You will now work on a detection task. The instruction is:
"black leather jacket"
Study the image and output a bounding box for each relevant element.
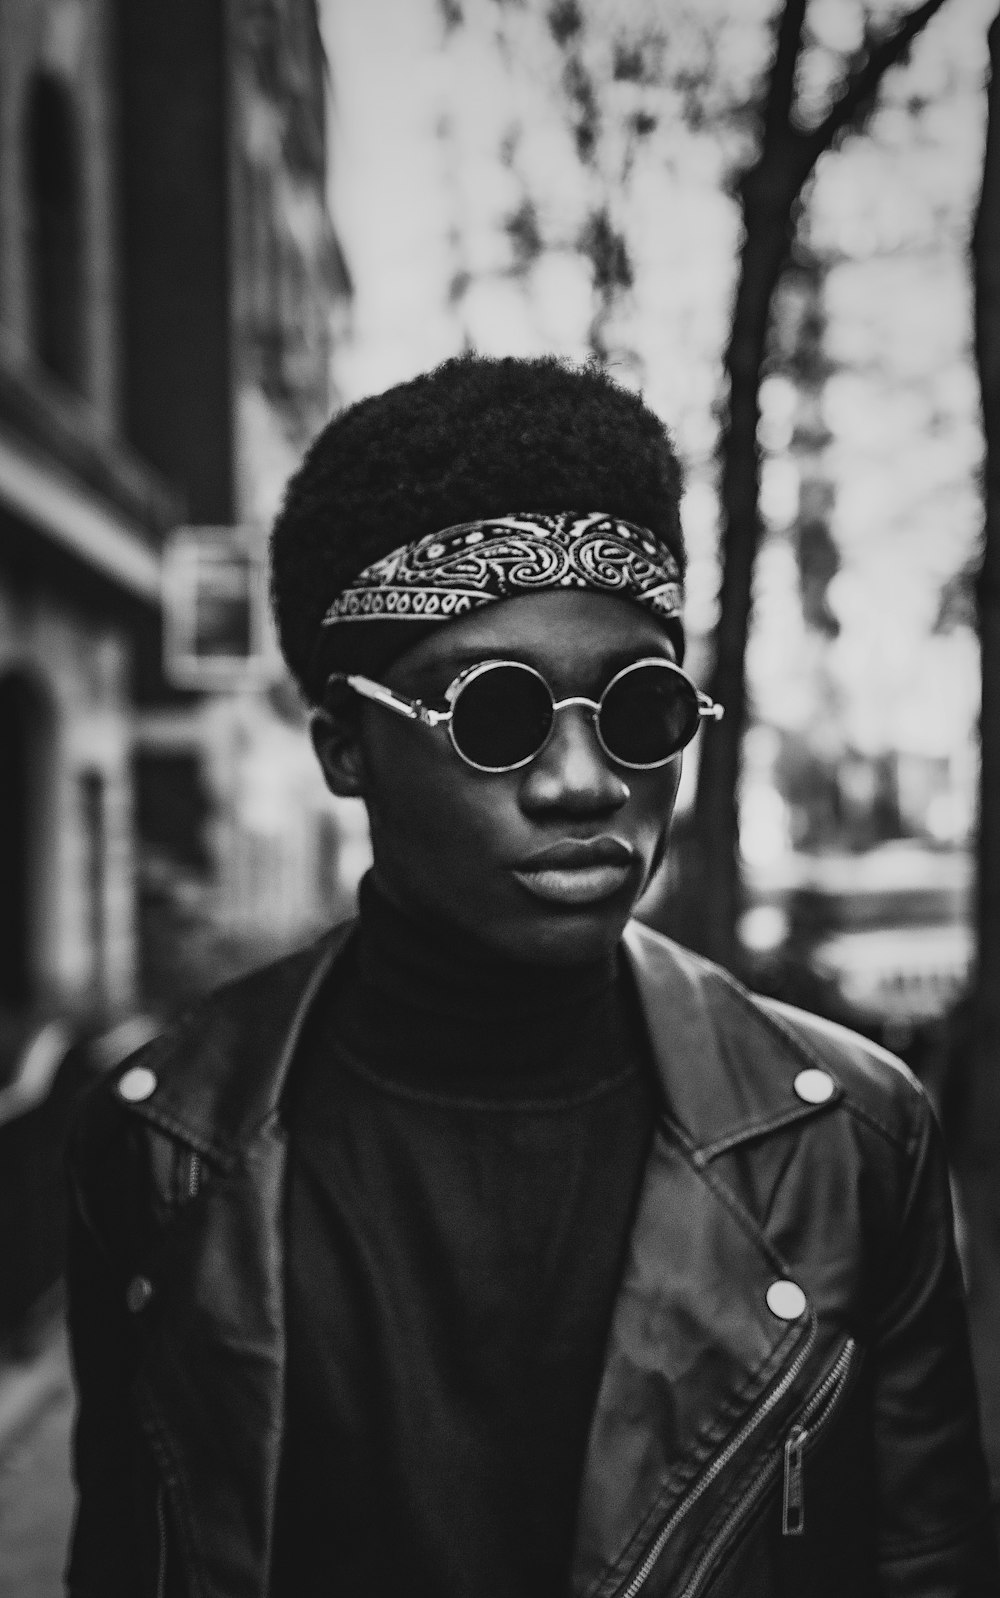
[65,921,999,1597]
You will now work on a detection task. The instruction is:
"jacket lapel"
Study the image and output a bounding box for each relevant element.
[568,924,832,1598]
[621,921,842,1158]
[570,1120,811,1598]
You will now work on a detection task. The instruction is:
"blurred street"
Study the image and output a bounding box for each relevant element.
[0,1325,73,1598]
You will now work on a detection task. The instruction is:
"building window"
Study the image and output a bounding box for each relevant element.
[24,70,85,390]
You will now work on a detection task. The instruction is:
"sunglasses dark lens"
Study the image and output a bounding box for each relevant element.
[599,664,700,766]
[451,665,554,769]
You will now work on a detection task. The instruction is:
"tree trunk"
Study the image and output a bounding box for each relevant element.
[688,174,795,970]
[963,6,1000,1502]
[680,0,949,972]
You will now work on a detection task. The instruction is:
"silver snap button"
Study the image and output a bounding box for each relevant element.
[793,1068,835,1105]
[126,1275,155,1314]
[118,1065,158,1103]
[766,1279,807,1321]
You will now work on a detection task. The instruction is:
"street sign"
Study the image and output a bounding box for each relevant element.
[162,526,271,688]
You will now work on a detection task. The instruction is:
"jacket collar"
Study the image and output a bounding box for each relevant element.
[124,923,352,1170]
[121,918,839,1169]
[621,920,841,1159]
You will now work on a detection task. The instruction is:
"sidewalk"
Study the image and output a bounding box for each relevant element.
[0,1320,75,1598]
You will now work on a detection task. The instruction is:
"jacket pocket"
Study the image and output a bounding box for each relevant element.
[781,1336,860,1537]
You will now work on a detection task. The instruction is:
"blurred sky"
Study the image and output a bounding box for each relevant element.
[319,0,995,840]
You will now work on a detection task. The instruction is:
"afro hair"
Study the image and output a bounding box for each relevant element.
[270,353,686,704]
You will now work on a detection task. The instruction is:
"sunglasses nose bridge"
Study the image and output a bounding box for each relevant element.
[548,696,605,756]
[530,694,616,775]
[549,693,602,719]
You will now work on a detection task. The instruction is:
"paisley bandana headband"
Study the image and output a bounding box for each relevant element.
[321,512,684,631]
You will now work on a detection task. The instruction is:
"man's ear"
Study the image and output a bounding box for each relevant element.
[310,704,367,798]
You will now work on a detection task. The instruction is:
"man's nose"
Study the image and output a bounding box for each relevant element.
[519,704,630,815]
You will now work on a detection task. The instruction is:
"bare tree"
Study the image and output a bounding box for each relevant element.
[964,4,1000,1499]
[441,0,952,969]
[439,0,652,363]
[688,0,949,971]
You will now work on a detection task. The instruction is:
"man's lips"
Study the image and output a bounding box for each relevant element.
[511,837,638,906]
[517,837,636,870]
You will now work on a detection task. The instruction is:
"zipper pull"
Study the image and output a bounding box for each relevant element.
[782,1425,807,1536]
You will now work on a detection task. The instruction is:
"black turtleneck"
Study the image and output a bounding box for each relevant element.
[271,875,657,1598]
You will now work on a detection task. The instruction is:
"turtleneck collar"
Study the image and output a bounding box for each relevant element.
[357,871,616,1020]
[324,872,640,1101]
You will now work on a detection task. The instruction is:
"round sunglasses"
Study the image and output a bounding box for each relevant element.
[329,657,723,774]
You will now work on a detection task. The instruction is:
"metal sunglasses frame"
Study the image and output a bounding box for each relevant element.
[328,656,724,774]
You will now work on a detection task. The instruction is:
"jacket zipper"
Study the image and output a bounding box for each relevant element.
[186,1152,201,1200]
[618,1321,817,1598]
[781,1336,857,1537]
[671,1337,858,1598]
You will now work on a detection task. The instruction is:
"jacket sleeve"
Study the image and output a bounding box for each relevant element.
[64,1094,160,1598]
[872,1089,1000,1595]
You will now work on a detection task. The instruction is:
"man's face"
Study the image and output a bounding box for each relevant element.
[320,591,684,965]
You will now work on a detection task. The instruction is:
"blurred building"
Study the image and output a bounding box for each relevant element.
[0,0,180,1029]
[0,0,353,1039]
[117,0,357,1005]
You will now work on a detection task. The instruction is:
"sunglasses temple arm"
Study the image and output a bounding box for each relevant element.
[697,691,724,721]
[342,674,450,727]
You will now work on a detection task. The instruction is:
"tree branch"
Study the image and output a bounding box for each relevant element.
[762,0,808,153]
[803,0,949,165]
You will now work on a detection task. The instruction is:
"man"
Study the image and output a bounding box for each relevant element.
[66,355,998,1597]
